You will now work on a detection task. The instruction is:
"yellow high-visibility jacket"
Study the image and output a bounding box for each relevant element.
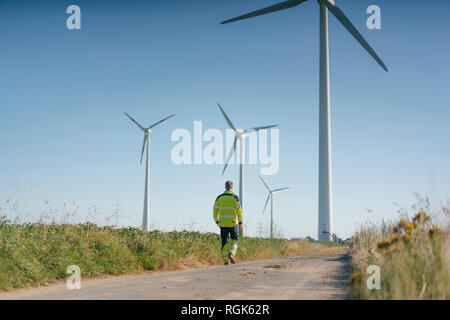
[213,191,243,227]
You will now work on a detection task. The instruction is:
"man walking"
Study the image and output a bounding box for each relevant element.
[213,181,243,265]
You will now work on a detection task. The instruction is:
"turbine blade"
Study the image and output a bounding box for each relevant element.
[245,125,278,134]
[217,102,236,130]
[221,0,308,24]
[263,193,271,213]
[149,114,175,129]
[124,112,145,131]
[140,134,148,165]
[273,186,291,192]
[222,136,238,175]
[320,0,388,72]
[259,175,271,191]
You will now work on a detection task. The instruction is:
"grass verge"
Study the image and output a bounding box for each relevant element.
[349,205,449,299]
[0,219,329,291]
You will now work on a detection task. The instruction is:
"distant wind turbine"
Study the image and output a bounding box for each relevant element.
[218,102,278,237]
[221,0,388,241]
[124,112,175,231]
[259,175,291,238]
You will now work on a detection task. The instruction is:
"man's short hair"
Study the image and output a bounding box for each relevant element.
[225,180,233,190]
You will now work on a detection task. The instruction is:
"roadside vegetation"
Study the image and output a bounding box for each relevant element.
[350,199,449,299]
[0,217,329,291]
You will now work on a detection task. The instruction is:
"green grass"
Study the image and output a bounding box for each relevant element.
[0,219,327,291]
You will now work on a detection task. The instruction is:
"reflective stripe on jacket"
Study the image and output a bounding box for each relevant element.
[213,191,243,227]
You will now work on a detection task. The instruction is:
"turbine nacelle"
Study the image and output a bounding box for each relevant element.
[217,102,277,175]
[235,129,246,139]
[221,0,388,241]
[259,175,291,239]
[124,112,175,165]
[221,0,387,71]
[259,175,291,212]
[318,0,335,6]
[123,111,175,232]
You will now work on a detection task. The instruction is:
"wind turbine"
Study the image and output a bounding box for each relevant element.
[221,0,388,241]
[259,175,291,238]
[124,112,175,231]
[218,102,278,237]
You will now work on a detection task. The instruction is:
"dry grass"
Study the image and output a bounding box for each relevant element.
[350,201,450,300]
[310,246,347,257]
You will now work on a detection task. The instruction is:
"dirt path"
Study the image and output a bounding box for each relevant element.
[0,247,351,300]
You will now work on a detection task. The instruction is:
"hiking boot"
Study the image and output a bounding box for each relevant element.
[229,253,236,264]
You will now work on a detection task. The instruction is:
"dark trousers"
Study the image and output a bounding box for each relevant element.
[220,225,239,249]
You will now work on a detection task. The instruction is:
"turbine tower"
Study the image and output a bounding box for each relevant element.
[124,112,175,231]
[217,102,278,237]
[259,175,291,238]
[221,0,388,241]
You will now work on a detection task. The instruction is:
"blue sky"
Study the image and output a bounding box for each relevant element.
[0,0,449,239]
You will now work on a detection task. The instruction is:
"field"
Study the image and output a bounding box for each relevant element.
[350,201,450,299]
[0,217,329,291]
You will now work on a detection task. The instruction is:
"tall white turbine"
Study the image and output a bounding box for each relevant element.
[221,0,388,241]
[259,176,291,238]
[218,102,278,237]
[124,112,175,231]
